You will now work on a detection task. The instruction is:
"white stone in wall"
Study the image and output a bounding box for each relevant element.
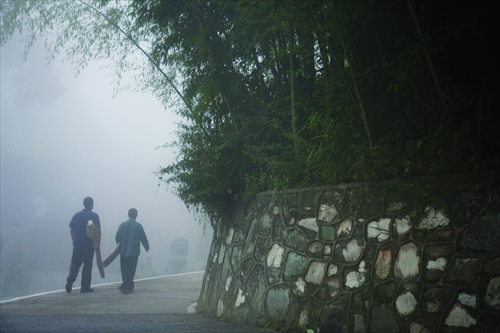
[375,249,391,280]
[445,304,477,327]
[226,228,234,245]
[318,204,338,222]
[235,288,245,307]
[267,244,285,268]
[485,276,500,309]
[345,261,366,289]
[294,277,306,297]
[324,245,332,256]
[458,293,476,308]
[225,275,232,292]
[426,257,447,271]
[327,263,338,277]
[305,261,327,285]
[342,239,364,262]
[416,206,449,229]
[367,218,391,241]
[217,298,225,317]
[395,215,412,236]
[298,217,319,232]
[298,310,308,328]
[337,217,352,236]
[396,291,417,316]
[394,242,420,280]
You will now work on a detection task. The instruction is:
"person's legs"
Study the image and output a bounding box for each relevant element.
[81,238,95,292]
[66,245,84,293]
[120,256,138,292]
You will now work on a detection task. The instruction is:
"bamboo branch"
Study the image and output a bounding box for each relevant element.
[405,0,448,114]
[338,30,374,149]
[78,0,193,113]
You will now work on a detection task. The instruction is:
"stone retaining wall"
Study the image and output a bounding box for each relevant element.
[197,171,500,332]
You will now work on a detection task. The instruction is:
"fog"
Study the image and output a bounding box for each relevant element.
[0,35,213,301]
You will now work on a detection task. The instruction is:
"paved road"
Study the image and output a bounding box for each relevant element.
[0,272,277,333]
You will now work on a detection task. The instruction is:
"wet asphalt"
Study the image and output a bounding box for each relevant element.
[0,271,277,333]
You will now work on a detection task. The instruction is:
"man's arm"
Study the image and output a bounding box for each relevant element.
[95,227,101,250]
[70,228,75,246]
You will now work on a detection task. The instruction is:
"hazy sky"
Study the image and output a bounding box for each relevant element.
[1,33,212,295]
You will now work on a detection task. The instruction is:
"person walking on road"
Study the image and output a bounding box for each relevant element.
[66,197,101,293]
[115,208,149,294]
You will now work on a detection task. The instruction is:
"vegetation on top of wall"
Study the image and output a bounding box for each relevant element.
[2,1,498,225]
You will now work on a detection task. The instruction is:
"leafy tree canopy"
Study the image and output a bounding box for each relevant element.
[2,0,498,226]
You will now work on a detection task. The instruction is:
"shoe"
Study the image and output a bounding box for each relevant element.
[119,288,132,294]
[80,288,94,293]
[65,279,73,293]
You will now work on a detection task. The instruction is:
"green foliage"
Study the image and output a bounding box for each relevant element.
[2,0,498,224]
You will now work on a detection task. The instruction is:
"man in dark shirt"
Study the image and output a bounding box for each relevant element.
[115,208,149,294]
[65,197,101,293]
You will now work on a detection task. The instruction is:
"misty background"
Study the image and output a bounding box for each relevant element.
[0,34,213,301]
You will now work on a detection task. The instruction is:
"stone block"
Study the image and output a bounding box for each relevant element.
[233,228,246,243]
[458,292,476,308]
[318,295,349,333]
[345,261,368,290]
[416,206,450,229]
[483,256,500,276]
[316,276,341,301]
[444,303,477,328]
[394,214,412,240]
[254,237,271,262]
[230,245,242,274]
[395,291,418,317]
[265,285,291,319]
[244,265,265,301]
[350,283,374,313]
[484,276,500,310]
[283,251,308,282]
[335,216,354,239]
[421,287,455,316]
[352,313,367,333]
[284,229,308,252]
[320,225,336,242]
[373,281,396,304]
[424,244,452,283]
[256,213,273,237]
[367,217,391,241]
[341,239,364,262]
[445,257,480,285]
[266,244,285,284]
[298,217,319,239]
[369,304,402,333]
[409,316,438,333]
[307,241,327,259]
[394,242,420,281]
[457,211,500,253]
[305,261,327,285]
[318,203,339,223]
[342,186,363,216]
[281,193,300,225]
[375,245,392,280]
